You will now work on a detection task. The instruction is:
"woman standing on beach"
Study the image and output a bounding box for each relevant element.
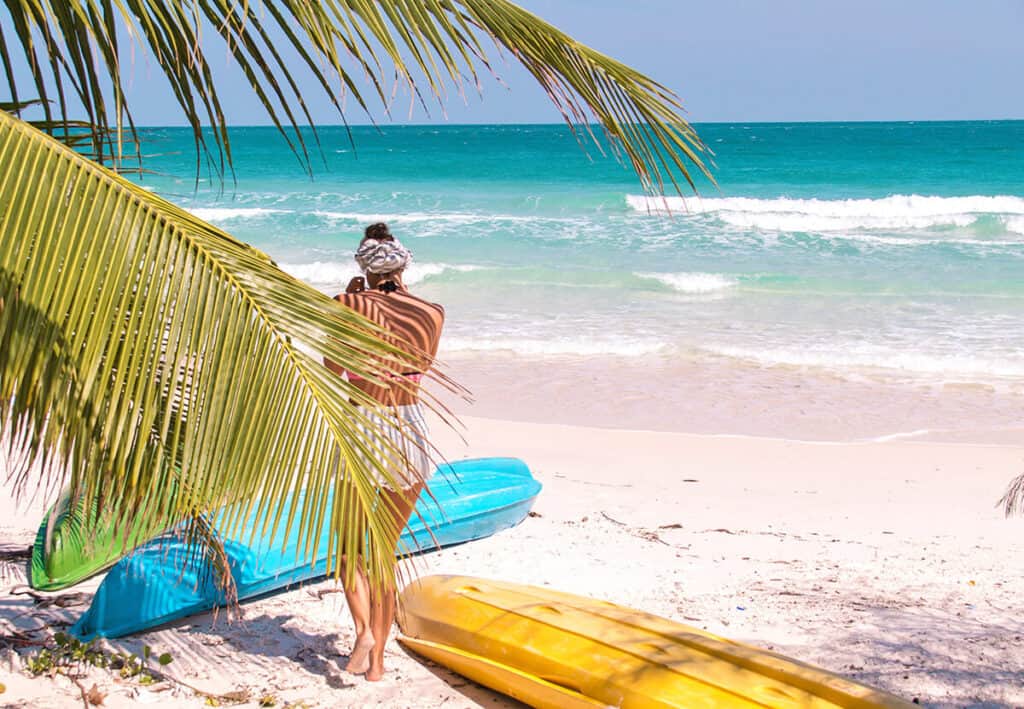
[326,222,445,681]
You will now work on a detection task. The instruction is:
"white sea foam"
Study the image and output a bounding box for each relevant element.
[826,233,1024,248]
[189,207,287,221]
[1006,216,1024,235]
[869,429,936,443]
[626,194,1024,233]
[278,260,484,291]
[278,261,350,291]
[313,210,570,225]
[635,271,737,294]
[719,211,978,232]
[404,263,484,285]
[440,336,668,358]
[711,343,1024,379]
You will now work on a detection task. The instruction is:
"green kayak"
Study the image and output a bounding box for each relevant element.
[30,485,178,591]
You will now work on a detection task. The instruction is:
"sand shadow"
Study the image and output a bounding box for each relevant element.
[399,648,527,708]
[731,583,1024,709]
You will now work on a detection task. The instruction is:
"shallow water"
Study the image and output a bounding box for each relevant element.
[132,121,1024,437]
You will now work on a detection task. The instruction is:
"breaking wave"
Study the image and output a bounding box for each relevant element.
[626,194,1024,233]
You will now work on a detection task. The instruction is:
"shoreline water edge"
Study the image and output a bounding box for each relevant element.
[163,121,1024,447]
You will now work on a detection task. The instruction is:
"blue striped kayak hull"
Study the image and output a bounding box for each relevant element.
[70,457,540,640]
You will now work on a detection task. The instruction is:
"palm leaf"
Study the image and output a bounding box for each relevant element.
[999,473,1024,517]
[0,109,443,590]
[1,0,712,191]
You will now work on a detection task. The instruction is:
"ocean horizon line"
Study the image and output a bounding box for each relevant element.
[127,117,1024,130]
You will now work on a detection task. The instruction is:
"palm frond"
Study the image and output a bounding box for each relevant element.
[1,0,711,191]
[0,110,445,589]
[179,512,239,620]
[998,473,1024,517]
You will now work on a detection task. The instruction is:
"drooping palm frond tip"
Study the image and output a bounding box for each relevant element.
[0,0,712,192]
[0,110,449,589]
[999,473,1024,517]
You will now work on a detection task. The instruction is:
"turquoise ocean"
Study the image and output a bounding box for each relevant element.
[135,121,1024,391]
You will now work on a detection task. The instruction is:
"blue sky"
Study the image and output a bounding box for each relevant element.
[4,0,1023,125]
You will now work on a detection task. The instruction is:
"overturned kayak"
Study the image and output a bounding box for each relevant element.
[30,477,179,591]
[398,575,916,709]
[70,458,540,639]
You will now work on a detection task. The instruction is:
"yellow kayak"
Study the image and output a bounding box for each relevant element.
[397,575,916,709]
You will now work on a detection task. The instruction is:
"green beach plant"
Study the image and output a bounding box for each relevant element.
[25,631,172,680]
[0,0,712,595]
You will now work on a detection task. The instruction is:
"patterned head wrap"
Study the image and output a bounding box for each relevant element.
[354,237,413,274]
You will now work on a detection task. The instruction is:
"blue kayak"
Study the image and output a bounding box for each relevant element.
[70,457,540,640]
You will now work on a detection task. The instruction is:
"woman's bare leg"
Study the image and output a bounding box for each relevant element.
[341,560,375,674]
[365,483,423,682]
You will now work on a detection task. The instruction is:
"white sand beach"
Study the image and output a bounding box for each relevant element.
[1,403,1023,708]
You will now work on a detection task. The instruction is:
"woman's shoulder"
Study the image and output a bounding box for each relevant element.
[333,290,384,318]
[334,288,441,313]
[398,290,444,317]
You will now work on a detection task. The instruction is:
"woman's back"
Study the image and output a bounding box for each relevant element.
[336,288,444,406]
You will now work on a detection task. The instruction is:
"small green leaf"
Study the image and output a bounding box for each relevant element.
[158,653,173,666]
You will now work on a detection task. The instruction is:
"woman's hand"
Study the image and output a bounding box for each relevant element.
[345,276,366,294]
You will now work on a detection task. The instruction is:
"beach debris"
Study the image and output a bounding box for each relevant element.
[553,472,633,488]
[85,682,106,705]
[309,587,344,600]
[0,545,30,584]
[9,585,90,609]
[637,530,671,546]
[0,627,43,649]
[599,511,688,547]
[202,688,251,706]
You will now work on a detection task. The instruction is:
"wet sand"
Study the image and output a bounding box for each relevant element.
[435,350,1024,444]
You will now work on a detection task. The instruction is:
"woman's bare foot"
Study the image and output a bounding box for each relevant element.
[365,661,384,682]
[345,632,375,674]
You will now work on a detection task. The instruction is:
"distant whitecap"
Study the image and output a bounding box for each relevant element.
[625,194,1024,233]
[278,260,485,291]
[635,271,737,294]
[440,336,668,358]
[189,207,288,221]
